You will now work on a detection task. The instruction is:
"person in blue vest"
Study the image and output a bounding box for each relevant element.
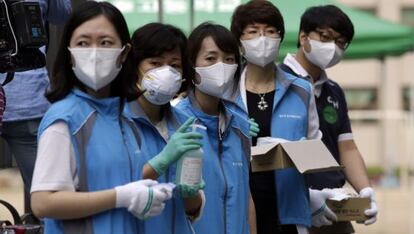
[30,2,173,233]
[230,1,322,233]
[176,22,256,234]
[280,5,378,234]
[126,22,205,234]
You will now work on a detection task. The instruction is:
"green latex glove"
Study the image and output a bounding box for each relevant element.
[176,180,205,198]
[248,118,260,137]
[149,117,203,175]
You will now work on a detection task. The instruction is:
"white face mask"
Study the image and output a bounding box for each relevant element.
[240,36,281,67]
[69,47,124,91]
[303,39,344,69]
[140,66,182,105]
[195,62,237,98]
[326,44,344,68]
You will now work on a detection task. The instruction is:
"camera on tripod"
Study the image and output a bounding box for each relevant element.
[0,0,47,74]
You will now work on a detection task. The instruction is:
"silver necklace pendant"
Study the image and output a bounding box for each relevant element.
[257,95,268,111]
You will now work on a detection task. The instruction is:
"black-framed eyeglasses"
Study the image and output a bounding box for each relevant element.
[314,29,349,50]
[242,29,281,39]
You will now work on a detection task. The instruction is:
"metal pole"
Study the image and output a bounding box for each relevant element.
[158,0,163,23]
[379,56,398,188]
[189,0,194,31]
[409,51,414,234]
[409,51,414,188]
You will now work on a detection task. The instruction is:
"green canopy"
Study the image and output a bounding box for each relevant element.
[276,0,414,59]
[106,0,414,59]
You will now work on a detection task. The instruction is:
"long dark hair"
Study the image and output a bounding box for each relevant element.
[131,23,188,94]
[46,1,139,103]
[187,22,241,95]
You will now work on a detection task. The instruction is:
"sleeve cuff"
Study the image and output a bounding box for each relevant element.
[30,182,75,193]
[338,133,353,142]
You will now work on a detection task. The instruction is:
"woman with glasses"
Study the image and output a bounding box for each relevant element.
[230,1,321,233]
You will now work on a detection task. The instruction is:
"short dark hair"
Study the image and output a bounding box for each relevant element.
[131,23,188,94]
[47,1,139,103]
[298,5,354,47]
[231,0,285,43]
[187,22,241,94]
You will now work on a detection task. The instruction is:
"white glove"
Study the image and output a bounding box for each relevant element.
[256,137,289,146]
[115,179,164,219]
[129,182,174,219]
[309,189,337,227]
[359,187,378,225]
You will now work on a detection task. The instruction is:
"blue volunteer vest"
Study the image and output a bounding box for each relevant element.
[124,101,196,234]
[176,92,251,234]
[234,66,312,227]
[37,89,142,234]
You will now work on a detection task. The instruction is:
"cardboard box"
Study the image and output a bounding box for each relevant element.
[309,221,355,234]
[326,197,371,222]
[250,139,342,173]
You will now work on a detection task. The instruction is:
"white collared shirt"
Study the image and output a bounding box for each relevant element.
[283,53,330,98]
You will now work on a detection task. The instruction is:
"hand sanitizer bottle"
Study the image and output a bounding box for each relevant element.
[175,123,206,186]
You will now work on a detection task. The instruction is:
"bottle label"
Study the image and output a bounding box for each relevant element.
[179,157,202,185]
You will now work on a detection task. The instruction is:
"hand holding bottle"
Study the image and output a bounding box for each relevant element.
[148,117,203,175]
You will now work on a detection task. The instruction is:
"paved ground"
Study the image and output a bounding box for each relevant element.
[0,169,24,223]
[353,187,412,234]
[0,168,411,233]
